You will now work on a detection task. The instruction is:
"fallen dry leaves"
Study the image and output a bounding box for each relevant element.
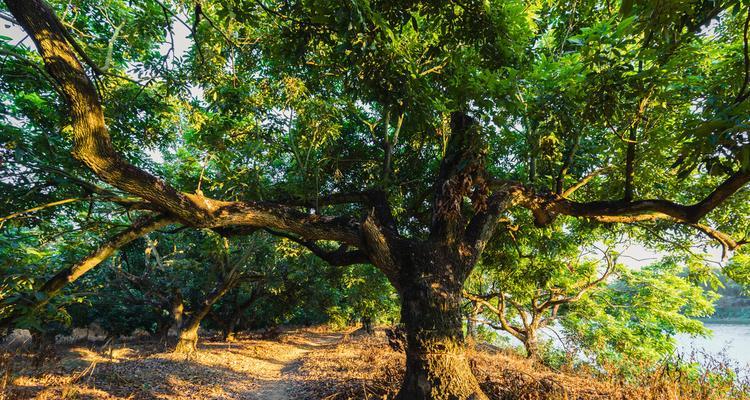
[2,327,748,400]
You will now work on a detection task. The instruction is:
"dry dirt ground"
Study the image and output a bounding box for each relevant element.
[2,326,732,400]
[1,327,348,400]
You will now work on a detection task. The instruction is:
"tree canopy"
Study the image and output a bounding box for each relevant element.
[2,0,750,398]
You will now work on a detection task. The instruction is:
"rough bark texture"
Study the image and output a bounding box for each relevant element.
[174,325,199,355]
[170,288,185,333]
[173,269,238,354]
[524,331,540,360]
[7,2,750,399]
[396,245,487,400]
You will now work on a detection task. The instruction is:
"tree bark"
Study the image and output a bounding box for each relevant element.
[223,316,239,342]
[396,246,487,400]
[174,324,199,355]
[174,271,238,355]
[524,331,540,360]
[465,303,479,341]
[168,288,184,337]
[223,289,257,341]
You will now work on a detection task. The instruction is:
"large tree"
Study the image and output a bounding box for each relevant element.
[2,0,750,398]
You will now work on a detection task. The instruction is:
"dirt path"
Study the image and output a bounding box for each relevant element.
[3,327,347,400]
[246,332,343,399]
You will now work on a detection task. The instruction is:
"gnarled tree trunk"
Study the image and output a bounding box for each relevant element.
[174,271,238,355]
[396,246,487,400]
[174,324,199,355]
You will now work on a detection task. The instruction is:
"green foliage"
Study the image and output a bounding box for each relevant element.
[1,2,750,388]
[563,259,718,375]
[725,249,750,290]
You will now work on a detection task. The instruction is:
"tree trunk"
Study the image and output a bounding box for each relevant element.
[170,288,184,332]
[524,331,540,360]
[30,330,56,368]
[173,272,238,354]
[466,303,479,341]
[223,316,238,342]
[396,249,487,400]
[361,315,374,334]
[223,288,258,341]
[174,324,199,355]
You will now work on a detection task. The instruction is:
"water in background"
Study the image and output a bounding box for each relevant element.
[495,322,750,370]
[676,323,750,368]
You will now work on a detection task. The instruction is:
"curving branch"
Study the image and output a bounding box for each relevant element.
[264,228,370,267]
[536,253,616,311]
[463,291,524,340]
[0,196,154,228]
[0,214,175,329]
[463,184,526,266]
[5,0,361,247]
[505,166,750,234]
[689,223,748,261]
[39,214,176,296]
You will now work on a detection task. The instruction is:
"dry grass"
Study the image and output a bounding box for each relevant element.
[292,329,750,400]
[0,331,305,399]
[1,327,748,400]
[293,331,403,399]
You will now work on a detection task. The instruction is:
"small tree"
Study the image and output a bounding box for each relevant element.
[173,234,269,354]
[465,219,620,359]
[563,259,718,376]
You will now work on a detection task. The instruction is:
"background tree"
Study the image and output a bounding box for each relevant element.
[464,220,620,359]
[2,0,750,398]
[563,258,718,377]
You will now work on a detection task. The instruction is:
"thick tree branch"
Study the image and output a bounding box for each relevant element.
[0,196,153,227]
[431,112,488,244]
[5,0,211,222]
[359,213,401,287]
[5,0,361,247]
[689,223,748,260]
[277,189,398,233]
[463,183,526,265]
[0,214,175,329]
[39,214,175,296]
[512,167,750,227]
[264,228,370,267]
